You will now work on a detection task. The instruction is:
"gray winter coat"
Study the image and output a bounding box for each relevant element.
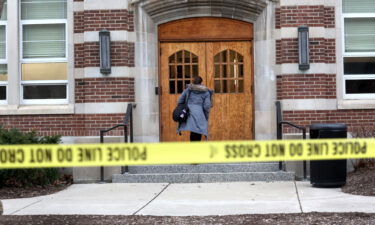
[177,84,213,139]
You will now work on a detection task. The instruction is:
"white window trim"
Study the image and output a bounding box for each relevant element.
[21,81,69,105]
[342,11,375,100]
[0,0,74,114]
[0,18,7,105]
[20,1,68,105]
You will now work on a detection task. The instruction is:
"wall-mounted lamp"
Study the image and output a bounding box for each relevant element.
[298,26,310,70]
[99,29,111,75]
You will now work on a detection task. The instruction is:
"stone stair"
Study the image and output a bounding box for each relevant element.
[112,163,295,183]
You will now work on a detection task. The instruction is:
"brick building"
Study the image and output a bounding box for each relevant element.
[0,0,374,182]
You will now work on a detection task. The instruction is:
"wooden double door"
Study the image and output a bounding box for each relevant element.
[160,41,254,141]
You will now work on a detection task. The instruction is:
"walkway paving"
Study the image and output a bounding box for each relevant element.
[2,181,375,216]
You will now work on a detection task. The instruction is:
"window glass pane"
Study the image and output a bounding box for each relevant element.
[184,65,190,79]
[0,86,5,100]
[229,50,235,63]
[344,57,375,75]
[222,65,227,78]
[239,64,244,78]
[229,80,235,93]
[177,81,183,93]
[177,65,182,79]
[222,80,227,93]
[214,54,220,63]
[346,80,375,94]
[343,0,375,13]
[238,80,244,93]
[0,64,7,81]
[192,65,198,77]
[230,64,235,78]
[176,51,183,63]
[237,54,243,63]
[184,51,190,63]
[23,85,66,99]
[23,24,66,58]
[169,81,175,94]
[0,0,7,20]
[22,63,67,81]
[345,18,375,52]
[169,65,175,79]
[0,25,5,59]
[21,0,67,20]
[221,51,227,63]
[169,53,175,63]
[214,65,220,78]
[214,80,221,93]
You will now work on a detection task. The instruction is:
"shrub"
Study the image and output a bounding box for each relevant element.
[0,127,62,187]
[350,127,375,171]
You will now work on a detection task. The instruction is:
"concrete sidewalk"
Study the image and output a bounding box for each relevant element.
[2,182,375,216]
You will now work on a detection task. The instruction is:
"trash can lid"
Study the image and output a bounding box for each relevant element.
[310,123,347,131]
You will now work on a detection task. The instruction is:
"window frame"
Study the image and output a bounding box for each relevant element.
[19,1,68,105]
[0,13,7,104]
[342,11,375,99]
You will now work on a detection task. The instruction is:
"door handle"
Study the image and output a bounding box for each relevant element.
[155,87,160,95]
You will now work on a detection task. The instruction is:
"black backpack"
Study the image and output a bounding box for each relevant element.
[173,90,190,123]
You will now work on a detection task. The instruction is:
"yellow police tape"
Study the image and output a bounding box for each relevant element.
[0,138,374,169]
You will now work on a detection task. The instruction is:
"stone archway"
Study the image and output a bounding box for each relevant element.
[134,0,270,24]
[131,0,277,142]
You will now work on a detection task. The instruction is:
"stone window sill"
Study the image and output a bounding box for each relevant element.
[338,100,375,110]
[0,104,75,115]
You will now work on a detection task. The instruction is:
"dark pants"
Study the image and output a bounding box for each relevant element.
[190,132,202,141]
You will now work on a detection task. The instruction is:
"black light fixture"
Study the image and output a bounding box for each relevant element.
[99,29,111,75]
[298,26,310,70]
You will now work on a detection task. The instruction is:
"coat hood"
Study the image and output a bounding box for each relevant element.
[188,84,209,92]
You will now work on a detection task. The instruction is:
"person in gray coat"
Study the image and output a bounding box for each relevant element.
[177,76,213,141]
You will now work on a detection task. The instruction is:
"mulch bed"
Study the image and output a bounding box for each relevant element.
[342,165,375,196]
[0,213,375,225]
[0,175,72,200]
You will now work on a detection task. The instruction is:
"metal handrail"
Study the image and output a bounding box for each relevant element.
[99,103,134,182]
[276,101,307,180]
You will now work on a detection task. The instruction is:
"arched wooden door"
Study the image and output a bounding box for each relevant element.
[159,18,254,141]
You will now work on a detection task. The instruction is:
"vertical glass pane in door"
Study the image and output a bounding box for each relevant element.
[213,50,244,93]
[168,50,198,94]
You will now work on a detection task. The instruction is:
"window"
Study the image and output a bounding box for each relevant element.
[20,0,67,104]
[0,0,7,103]
[168,50,198,94]
[214,49,244,94]
[343,0,375,99]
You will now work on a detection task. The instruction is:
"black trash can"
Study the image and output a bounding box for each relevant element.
[310,123,347,187]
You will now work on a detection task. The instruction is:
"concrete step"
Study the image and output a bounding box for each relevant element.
[127,163,280,174]
[112,171,295,183]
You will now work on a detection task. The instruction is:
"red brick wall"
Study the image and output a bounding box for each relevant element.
[74,9,134,33]
[277,74,336,99]
[276,38,335,64]
[74,43,85,68]
[278,6,335,28]
[75,78,135,103]
[275,8,281,29]
[324,7,335,28]
[0,114,125,136]
[74,42,134,68]
[283,110,375,133]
